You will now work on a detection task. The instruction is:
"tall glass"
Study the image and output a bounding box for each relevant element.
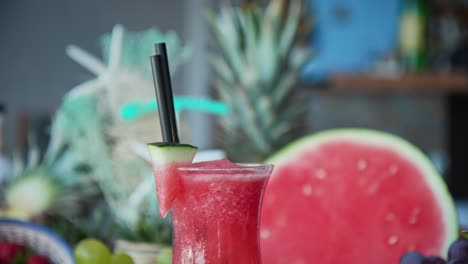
[171,164,272,264]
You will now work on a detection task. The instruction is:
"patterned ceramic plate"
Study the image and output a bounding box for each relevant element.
[0,219,75,264]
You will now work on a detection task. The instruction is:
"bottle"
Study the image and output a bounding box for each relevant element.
[398,0,428,72]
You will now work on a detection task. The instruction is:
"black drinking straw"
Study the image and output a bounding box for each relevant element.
[150,43,179,143]
[154,43,179,143]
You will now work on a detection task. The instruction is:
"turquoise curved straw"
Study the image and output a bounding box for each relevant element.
[120,96,229,121]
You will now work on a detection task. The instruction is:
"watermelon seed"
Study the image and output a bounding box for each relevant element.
[367,183,380,195]
[385,212,396,222]
[387,235,399,246]
[389,164,399,175]
[314,168,327,179]
[302,184,313,196]
[408,216,418,225]
[261,229,271,239]
[357,159,368,171]
[408,208,421,225]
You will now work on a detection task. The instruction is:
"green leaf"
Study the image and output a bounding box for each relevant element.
[265,0,283,34]
[273,50,314,105]
[256,18,277,85]
[234,87,272,153]
[256,95,275,131]
[209,54,235,84]
[207,0,312,162]
[218,7,240,49]
[207,10,245,81]
[243,10,259,64]
[278,0,302,58]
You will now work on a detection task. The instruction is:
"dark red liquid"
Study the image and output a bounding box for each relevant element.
[172,167,270,264]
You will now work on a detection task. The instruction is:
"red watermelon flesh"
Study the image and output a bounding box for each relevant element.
[153,162,187,218]
[260,129,457,264]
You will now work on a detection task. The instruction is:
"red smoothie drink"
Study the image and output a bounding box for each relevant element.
[170,159,271,263]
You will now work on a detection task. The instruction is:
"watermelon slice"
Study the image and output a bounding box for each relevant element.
[260,129,458,264]
[147,142,198,218]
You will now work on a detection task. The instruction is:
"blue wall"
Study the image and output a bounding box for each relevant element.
[303,0,401,80]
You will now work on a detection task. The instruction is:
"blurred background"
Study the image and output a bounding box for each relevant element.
[3,0,467,192]
[1,0,468,256]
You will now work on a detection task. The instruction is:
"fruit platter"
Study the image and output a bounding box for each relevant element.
[0,220,144,264]
[0,219,75,264]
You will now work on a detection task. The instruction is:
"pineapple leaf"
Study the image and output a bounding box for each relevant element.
[249,6,262,41]
[273,50,314,105]
[212,78,237,107]
[235,87,272,153]
[219,7,240,49]
[237,10,259,91]
[243,10,258,64]
[257,95,275,131]
[208,0,313,162]
[278,0,302,58]
[206,9,244,81]
[272,69,296,106]
[256,17,277,85]
[209,54,235,84]
[265,0,283,35]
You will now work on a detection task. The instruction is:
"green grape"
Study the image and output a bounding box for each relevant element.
[111,252,134,264]
[156,248,172,264]
[74,238,112,264]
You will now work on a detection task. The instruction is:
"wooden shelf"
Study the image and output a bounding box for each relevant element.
[326,72,468,92]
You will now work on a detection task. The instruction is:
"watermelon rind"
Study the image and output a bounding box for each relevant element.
[147,142,198,166]
[265,128,458,256]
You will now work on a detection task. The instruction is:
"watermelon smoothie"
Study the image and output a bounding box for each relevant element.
[171,159,272,264]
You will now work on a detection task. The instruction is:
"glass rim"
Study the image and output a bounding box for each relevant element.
[177,163,274,173]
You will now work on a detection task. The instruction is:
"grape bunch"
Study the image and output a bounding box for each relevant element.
[400,238,468,264]
[74,238,173,264]
[74,238,134,264]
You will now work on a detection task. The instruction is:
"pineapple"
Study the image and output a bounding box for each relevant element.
[1,132,100,223]
[4,166,59,220]
[207,0,313,162]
